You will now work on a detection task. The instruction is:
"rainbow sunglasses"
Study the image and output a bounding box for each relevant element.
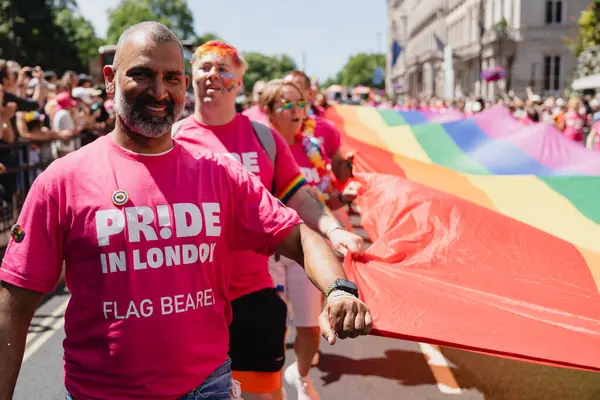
[277,100,308,113]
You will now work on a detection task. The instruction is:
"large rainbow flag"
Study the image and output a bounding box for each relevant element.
[327,104,600,371]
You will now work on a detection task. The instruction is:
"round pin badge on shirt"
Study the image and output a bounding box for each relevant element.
[112,190,129,206]
[10,224,25,243]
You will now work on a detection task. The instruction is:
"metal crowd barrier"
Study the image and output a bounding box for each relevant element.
[0,132,102,251]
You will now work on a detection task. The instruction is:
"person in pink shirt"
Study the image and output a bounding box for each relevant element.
[283,71,352,184]
[260,79,361,399]
[172,40,365,400]
[562,97,585,143]
[0,23,373,400]
[241,80,268,124]
[586,120,600,150]
[283,71,355,232]
[244,72,350,184]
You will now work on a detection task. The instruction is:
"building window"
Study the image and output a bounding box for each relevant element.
[545,0,563,24]
[543,55,561,91]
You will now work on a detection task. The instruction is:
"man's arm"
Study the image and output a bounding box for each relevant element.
[0,282,43,399]
[16,113,56,142]
[3,93,39,113]
[274,224,343,292]
[286,186,363,256]
[30,68,47,108]
[287,186,340,239]
[330,150,353,184]
[274,224,372,343]
[223,154,372,343]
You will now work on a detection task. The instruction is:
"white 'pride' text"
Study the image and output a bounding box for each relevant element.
[96,203,221,246]
[225,152,259,173]
[95,203,222,275]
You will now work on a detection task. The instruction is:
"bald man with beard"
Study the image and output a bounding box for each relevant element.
[0,22,372,400]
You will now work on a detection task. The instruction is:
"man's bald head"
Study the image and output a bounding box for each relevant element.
[114,21,182,69]
[104,20,188,139]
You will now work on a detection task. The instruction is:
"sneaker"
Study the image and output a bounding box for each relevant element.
[284,362,321,400]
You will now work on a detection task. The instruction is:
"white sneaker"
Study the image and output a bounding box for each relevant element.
[284,362,321,400]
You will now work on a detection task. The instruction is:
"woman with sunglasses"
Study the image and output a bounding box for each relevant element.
[259,79,353,400]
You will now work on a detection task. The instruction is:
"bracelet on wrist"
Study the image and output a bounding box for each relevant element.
[327,289,358,302]
[325,223,344,238]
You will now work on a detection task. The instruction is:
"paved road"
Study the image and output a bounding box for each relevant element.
[14,284,600,400]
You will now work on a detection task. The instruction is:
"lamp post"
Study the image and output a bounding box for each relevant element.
[494,18,508,95]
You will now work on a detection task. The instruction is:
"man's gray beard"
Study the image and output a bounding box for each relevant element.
[113,81,183,138]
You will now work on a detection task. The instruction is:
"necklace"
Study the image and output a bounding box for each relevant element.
[295,117,334,202]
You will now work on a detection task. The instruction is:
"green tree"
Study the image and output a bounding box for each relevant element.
[242,52,297,93]
[0,0,85,72]
[55,8,104,70]
[106,0,195,44]
[571,0,600,56]
[336,53,386,88]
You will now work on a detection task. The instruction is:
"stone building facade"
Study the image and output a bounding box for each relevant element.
[386,0,590,100]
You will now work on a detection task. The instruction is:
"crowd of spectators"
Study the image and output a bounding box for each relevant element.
[0,59,114,233]
[320,86,600,150]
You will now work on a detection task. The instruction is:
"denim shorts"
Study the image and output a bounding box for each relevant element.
[66,359,239,400]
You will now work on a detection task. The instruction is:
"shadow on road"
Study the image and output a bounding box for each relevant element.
[316,349,440,387]
[312,345,600,399]
[440,347,600,400]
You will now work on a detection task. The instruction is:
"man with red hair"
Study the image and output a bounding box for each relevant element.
[173,40,366,400]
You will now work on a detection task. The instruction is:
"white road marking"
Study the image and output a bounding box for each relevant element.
[419,343,463,394]
[23,296,69,362]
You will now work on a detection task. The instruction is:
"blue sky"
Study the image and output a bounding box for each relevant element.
[76,0,388,81]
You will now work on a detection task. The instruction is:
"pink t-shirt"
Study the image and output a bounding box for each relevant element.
[311,105,326,118]
[173,114,306,300]
[313,116,342,159]
[242,104,269,125]
[563,110,584,142]
[0,135,301,400]
[290,136,332,189]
